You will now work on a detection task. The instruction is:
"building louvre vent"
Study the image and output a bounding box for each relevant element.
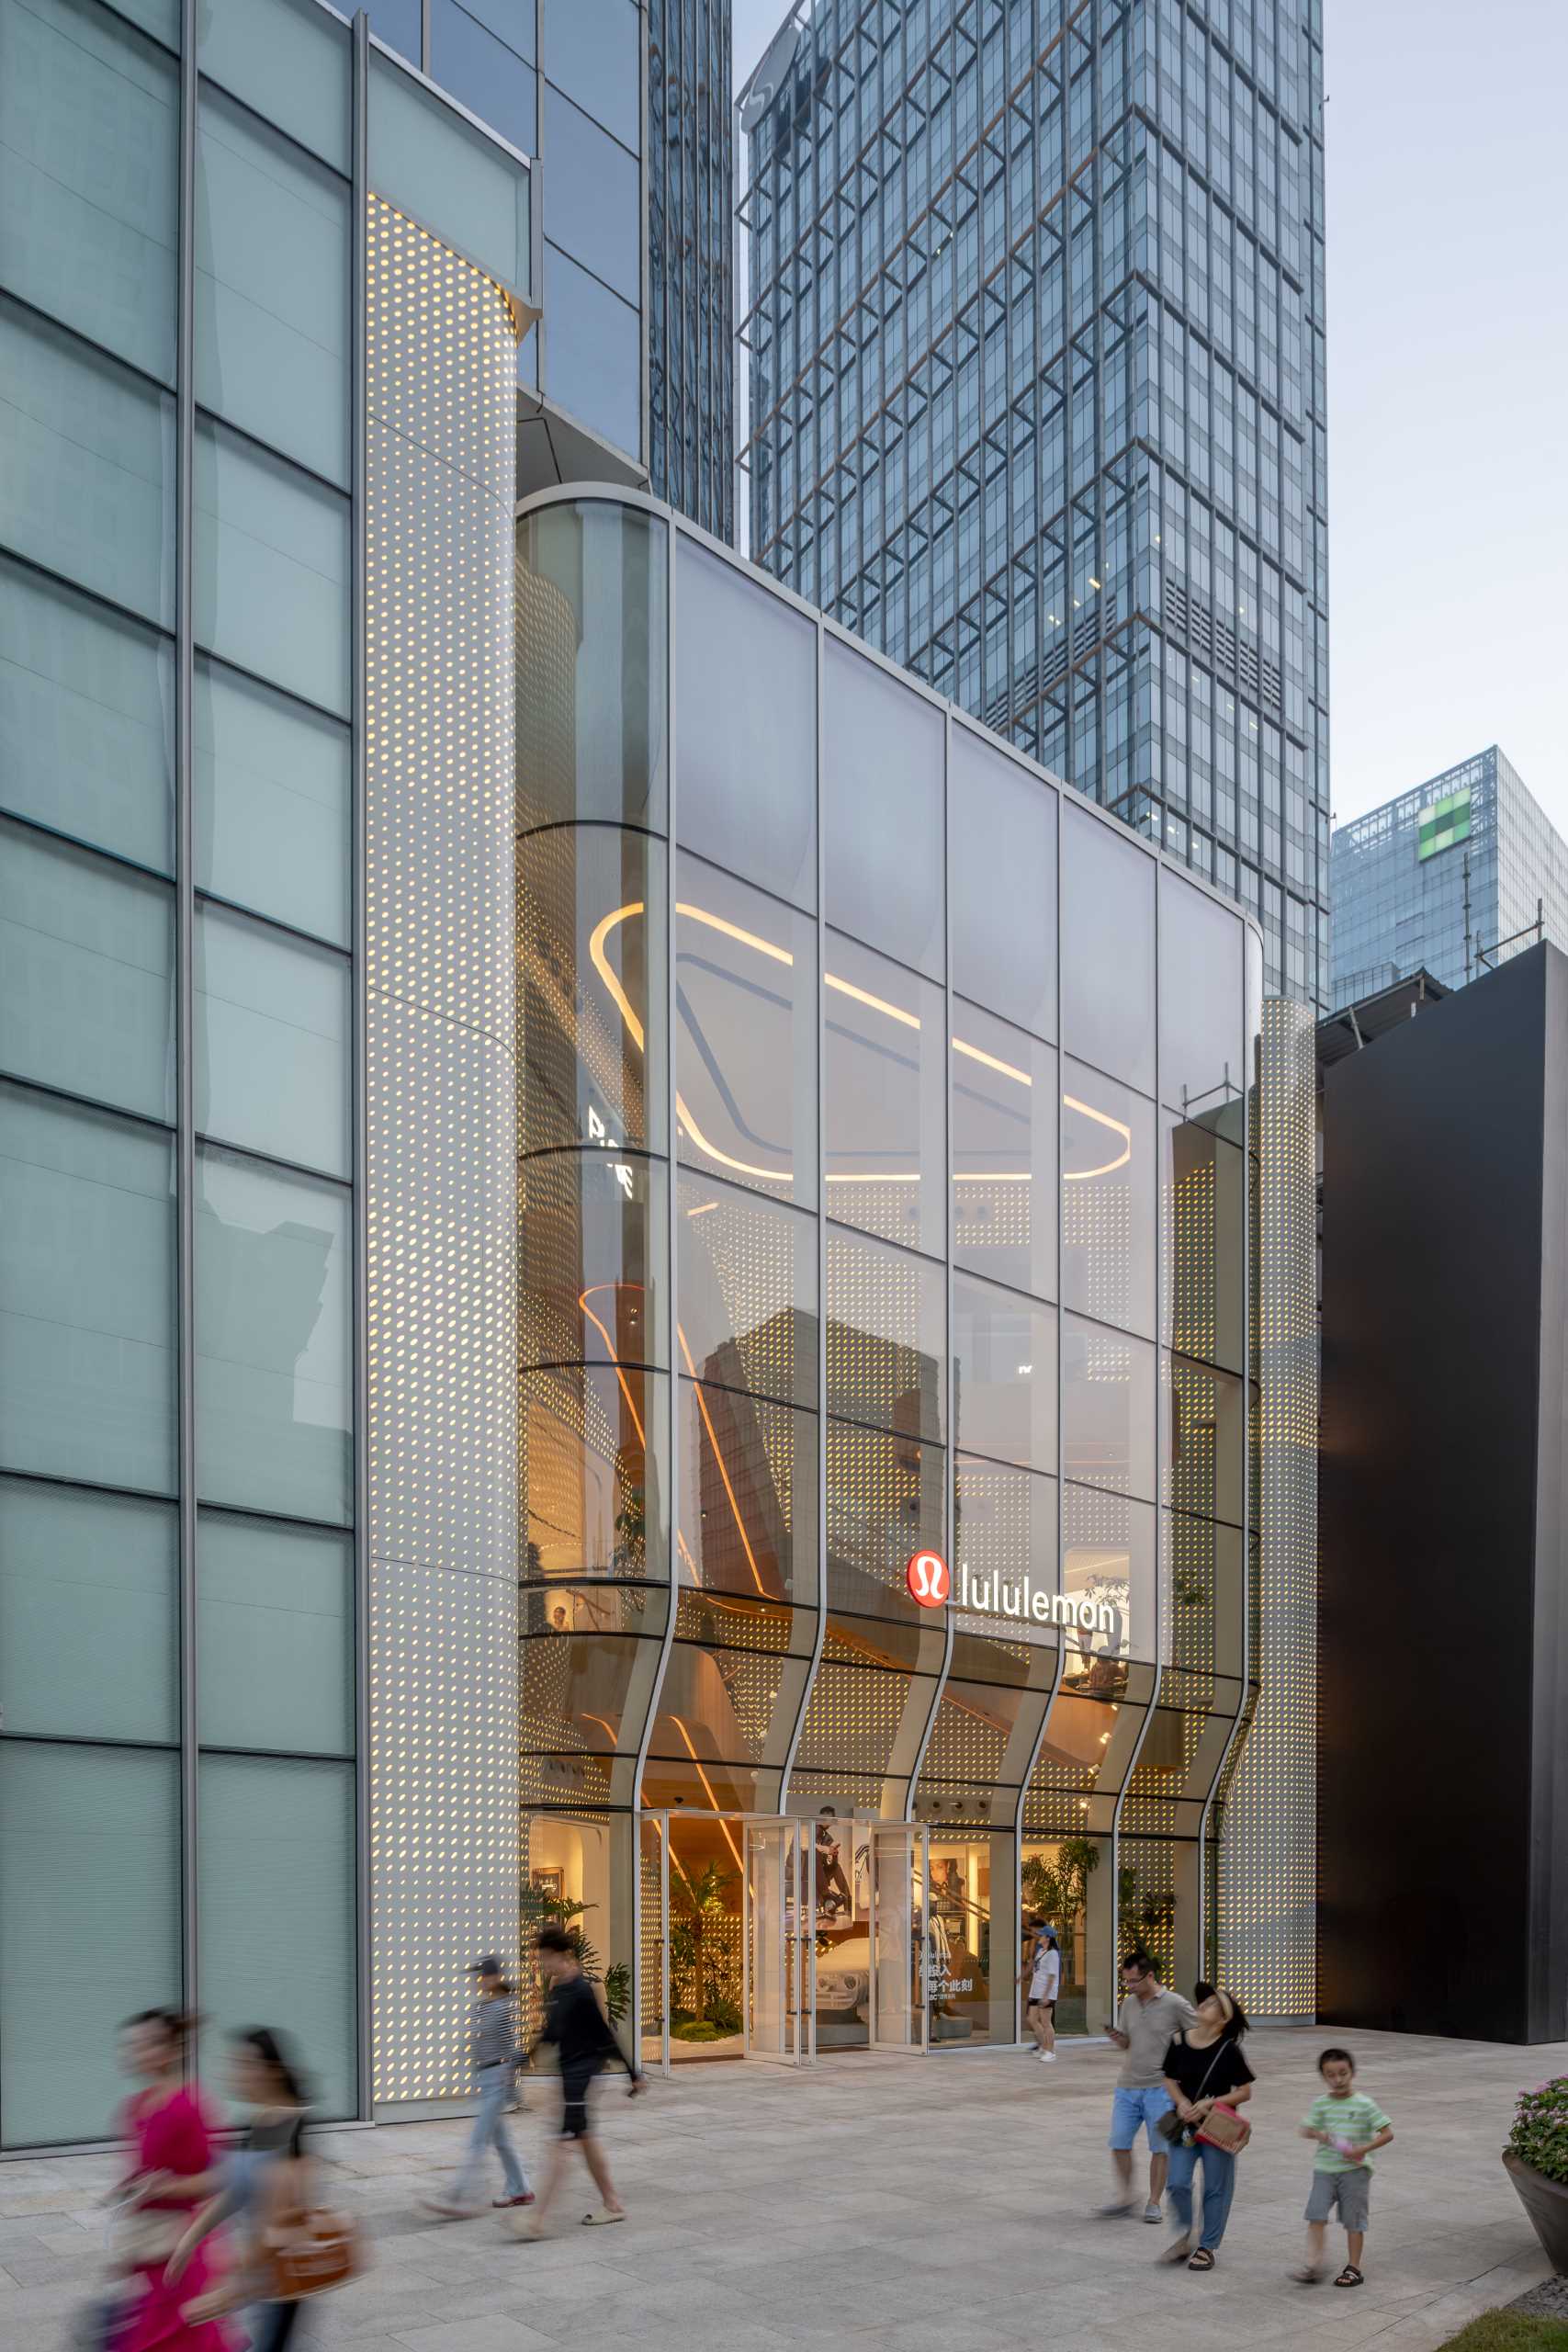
[1164,573,1283,719]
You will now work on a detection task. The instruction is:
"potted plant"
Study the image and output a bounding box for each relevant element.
[1503,2075,1568,2271]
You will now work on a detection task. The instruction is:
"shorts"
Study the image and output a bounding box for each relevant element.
[1305,2167,1371,2232]
[559,2070,594,2140]
[1026,1995,1057,2017]
[1110,2084,1174,2150]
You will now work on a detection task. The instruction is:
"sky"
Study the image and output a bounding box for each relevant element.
[730,0,1568,834]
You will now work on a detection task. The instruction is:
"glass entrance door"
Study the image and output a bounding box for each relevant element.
[869,1824,929,2051]
[743,1816,814,2064]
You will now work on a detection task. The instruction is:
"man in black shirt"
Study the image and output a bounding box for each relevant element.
[508,1926,645,2240]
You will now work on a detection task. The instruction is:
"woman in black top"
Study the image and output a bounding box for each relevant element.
[1159,1986,1255,2272]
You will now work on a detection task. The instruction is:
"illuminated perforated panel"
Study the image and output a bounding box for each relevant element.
[366,194,524,2103]
[1218,999,1318,2015]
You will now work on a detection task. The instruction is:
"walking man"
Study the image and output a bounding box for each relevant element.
[1100,1949,1195,2222]
[423,1955,532,2219]
[509,1926,645,2239]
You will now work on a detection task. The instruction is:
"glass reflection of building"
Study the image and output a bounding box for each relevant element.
[517,491,1266,2054]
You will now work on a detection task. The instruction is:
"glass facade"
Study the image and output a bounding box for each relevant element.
[649,0,735,536]
[516,488,1262,2057]
[1329,745,1568,1008]
[0,0,530,2148]
[739,0,1329,1007]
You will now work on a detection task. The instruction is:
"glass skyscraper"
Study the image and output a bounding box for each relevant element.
[739,0,1329,1006]
[1330,747,1568,1010]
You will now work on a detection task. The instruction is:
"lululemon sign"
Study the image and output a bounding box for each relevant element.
[906,1551,950,1607]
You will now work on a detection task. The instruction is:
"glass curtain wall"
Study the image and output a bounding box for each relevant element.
[0,0,358,2147]
[518,492,1258,2051]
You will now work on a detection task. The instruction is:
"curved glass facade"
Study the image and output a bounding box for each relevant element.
[517,491,1262,2057]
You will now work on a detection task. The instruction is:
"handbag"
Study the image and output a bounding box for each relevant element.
[265,2208,367,2301]
[1158,2036,1240,2148]
[1197,2098,1252,2154]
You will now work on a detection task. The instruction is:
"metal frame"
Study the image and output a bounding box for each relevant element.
[175,0,199,2034]
[350,3,372,2123]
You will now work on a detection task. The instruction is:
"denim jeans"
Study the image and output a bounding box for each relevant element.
[1166,2136,1236,2250]
[452,2064,528,2205]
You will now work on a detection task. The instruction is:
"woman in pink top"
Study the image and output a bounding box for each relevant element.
[116,2008,234,2351]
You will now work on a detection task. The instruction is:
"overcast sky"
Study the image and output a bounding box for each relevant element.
[731,0,1568,832]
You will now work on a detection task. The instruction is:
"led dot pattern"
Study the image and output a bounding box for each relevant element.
[366,193,524,2104]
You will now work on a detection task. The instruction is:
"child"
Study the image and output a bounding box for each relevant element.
[1293,2045,1393,2287]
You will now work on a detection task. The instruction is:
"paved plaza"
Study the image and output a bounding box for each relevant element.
[1,2024,1561,2351]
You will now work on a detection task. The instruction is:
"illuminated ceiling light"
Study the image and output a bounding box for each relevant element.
[1062,1093,1133,1179]
[1089,576,1101,590]
[685,1199,719,1218]
[952,1035,1032,1086]
[824,970,921,1029]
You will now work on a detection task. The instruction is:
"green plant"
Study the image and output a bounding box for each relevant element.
[1022,1837,1100,1979]
[1435,2319,1568,2350]
[1507,2078,1568,2187]
[668,1856,736,2026]
[518,1883,629,2025]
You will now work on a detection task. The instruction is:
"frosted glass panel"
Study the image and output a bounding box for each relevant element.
[369,45,530,292]
[195,660,349,945]
[0,299,174,625]
[0,1084,176,1493]
[194,420,350,718]
[196,91,350,484]
[0,0,178,380]
[198,1755,356,2120]
[198,0,352,171]
[0,1742,180,2148]
[0,1478,176,1742]
[195,1147,351,1523]
[0,820,175,1121]
[0,559,174,871]
[196,906,349,1177]
[198,1512,353,1755]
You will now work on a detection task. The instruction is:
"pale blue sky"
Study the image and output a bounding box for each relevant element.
[732,0,1568,831]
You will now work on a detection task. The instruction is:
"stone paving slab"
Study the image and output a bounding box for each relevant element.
[1,2023,1561,2349]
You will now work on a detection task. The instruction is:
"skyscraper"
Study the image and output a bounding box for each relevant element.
[739,0,1329,1006]
[1329,746,1568,1009]
[384,0,735,527]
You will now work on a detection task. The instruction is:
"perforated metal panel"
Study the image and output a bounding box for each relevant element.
[365,194,522,2104]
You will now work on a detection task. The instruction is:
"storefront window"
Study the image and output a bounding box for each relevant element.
[824,930,945,1255]
[1062,1059,1156,1340]
[518,825,668,1156]
[675,854,818,1208]
[521,1362,670,1584]
[952,1003,1057,1304]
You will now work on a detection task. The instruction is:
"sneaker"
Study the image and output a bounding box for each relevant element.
[1142,2201,1163,2224]
[491,2192,536,2209]
[1042,2050,1057,2063]
[421,2198,480,2221]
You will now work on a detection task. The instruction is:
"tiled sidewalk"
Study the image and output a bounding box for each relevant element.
[2,2023,1559,2350]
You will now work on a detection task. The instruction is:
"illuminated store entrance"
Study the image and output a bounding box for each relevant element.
[637,1815,932,2068]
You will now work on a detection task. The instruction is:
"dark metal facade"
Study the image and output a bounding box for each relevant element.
[649,0,736,537]
[739,0,1328,1008]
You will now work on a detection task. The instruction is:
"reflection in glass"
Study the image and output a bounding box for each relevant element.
[1059,1482,1157,1672]
[675,537,816,910]
[367,42,529,294]
[1060,803,1156,1094]
[520,1587,670,1758]
[194,419,350,718]
[519,1148,668,1374]
[825,931,944,1254]
[826,1419,944,1624]
[197,0,352,171]
[0,1083,175,1494]
[195,660,350,947]
[952,1274,1056,1474]
[952,1002,1057,1302]
[677,1172,817,1409]
[543,85,639,304]
[516,500,667,831]
[827,1229,944,1442]
[519,825,667,1156]
[1162,1115,1245,1374]
[1164,1354,1245,1526]
[1061,1316,1156,1505]
[522,1362,670,1584]
[1061,1058,1156,1340]
[679,1380,818,1609]
[0,820,174,1122]
[1158,868,1244,1118]
[822,638,944,976]
[197,1512,353,1755]
[194,1147,351,1525]
[646,1638,801,1781]
[0,1477,175,1743]
[953,1454,1058,1619]
[675,854,817,1206]
[539,244,639,458]
[950,724,1057,1040]
[195,905,350,1178]
[1167,1512,1244,1679]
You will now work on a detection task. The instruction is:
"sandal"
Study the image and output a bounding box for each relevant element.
[1334,2265,1364,2289]
[1187,2248,1215,2272]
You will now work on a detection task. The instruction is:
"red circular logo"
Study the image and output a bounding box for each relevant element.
[906,1551,951,1607]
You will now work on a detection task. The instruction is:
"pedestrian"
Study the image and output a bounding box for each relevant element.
[423,1955,532,2220]
[1158,1986,1255,2272]
[1100,1950,1196,2222]
[1292,2046,1394,2288]
[507,1925,646,2240]
[108,2008,233,2352]
[165,2029,317,2350]
[1021,1922,1061,2063]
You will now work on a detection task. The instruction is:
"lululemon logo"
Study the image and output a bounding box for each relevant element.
[906,1551,951,1607]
